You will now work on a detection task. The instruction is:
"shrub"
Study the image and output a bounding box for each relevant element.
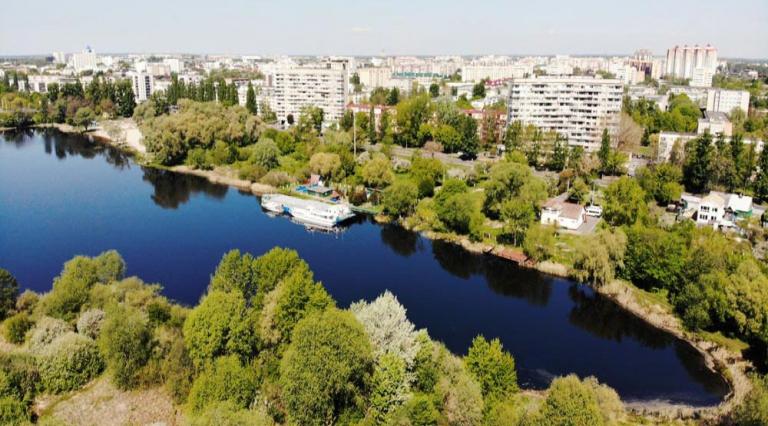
[39,332,104,393]
[238,163,267,181]
[382,180,419,218]
[162,335,195,405]
[76,308,106,339]
[522,224,556,262]
[187,355,258,413]
[0,353,40,404]
[250,139,280,170]
[464,335,518,400]
[98,305,152,389]
[0,396,28,426]
[188,401,273,426]
[15,290,39,313]
[532,375,604,425]
[259,170,294,188]
[3,313,33,344]
[28,316,72,353]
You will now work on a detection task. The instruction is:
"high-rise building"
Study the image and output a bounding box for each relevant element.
[664,45,717,80]
[52,52,67,64]
[506,76,623,151]
[706,89,750,114]
[130,72,154,102]
[72,46,98,73]
[269,66,348,127]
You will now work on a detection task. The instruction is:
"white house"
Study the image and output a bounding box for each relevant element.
[696,193,726,228]
[541,194,585,230]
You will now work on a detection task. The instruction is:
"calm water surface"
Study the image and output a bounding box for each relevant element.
[0,130,729,404]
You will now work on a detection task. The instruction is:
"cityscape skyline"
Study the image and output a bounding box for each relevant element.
[3,0,767,58]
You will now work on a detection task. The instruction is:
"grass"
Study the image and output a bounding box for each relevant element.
[697,330,750,353]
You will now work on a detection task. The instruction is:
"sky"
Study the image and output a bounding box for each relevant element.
[2,0,767,58]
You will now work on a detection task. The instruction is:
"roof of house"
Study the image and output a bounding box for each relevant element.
[542,193,584,220]
[701,193,726,208]
[726,194,753,212]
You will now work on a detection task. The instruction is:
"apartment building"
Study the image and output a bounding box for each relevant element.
[706,89,750,114]
[72,47,98,73]
[270,66,348,126]
[506,76,623,151]
[664,44,718,80]
[130,72,154,102]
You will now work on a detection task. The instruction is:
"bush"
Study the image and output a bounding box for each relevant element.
[39,332,104,393]
[250,139,280,170]
[162,335,195,405]
[77,308,106,339]
[188,401,273,426]
[0,353,40,404]
[522,224,556,262]
[15,290,38,314]
[187,147,212,170]
[238,163,267,181]
[0,396,28,426]
[98,305,152,389]
[3,313,33,344]
[187,355,258,413]
[383,180,419,218]
[259,170,294,188]
[28,316,72,353]
[464,335,518,400]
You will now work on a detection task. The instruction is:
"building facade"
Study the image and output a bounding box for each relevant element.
[706,89,750,114]
[131,72,154,102]
[664,44,718,80]
[72,47,98,73]
[506,76,623,151]
[270,66,348,126]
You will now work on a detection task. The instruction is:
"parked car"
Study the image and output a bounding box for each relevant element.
[585,205,603,217]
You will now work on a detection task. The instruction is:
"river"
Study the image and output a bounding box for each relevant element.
[0,129,729,405]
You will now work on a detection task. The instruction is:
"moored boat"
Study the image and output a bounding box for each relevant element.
[260,194,355,227]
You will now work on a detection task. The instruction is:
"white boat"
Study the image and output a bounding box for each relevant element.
[260,194,355,227]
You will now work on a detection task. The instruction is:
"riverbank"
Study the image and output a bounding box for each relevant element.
[36,122,751,422]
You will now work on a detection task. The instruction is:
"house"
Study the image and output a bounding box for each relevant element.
[725,193,753,219]
[696,193,726,228]
[541,194,585,230]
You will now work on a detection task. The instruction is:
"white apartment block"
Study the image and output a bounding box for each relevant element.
[163,58,184,74]
[131,72,154,102]
[72,47,98,73]
[26,75,77,93]
[357,67,392,88]
[461,64,530,82]
[664,44,718,79]
[706,89,750,114]
[270,67,348,126]
[506,76,623,151]
[690,67,714,88]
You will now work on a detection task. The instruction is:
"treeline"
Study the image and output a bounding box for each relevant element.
[623,93,702,134]
[0,250,640,425]
[164,74,241,107]
[0,74,135,129]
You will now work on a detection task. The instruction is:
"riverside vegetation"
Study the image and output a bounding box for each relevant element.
[0,250,664,425]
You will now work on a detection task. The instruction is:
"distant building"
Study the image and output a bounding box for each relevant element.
[706,89,750,114]
[130,72,154,102]
[461,64,529,82]
[696,193,726,227]
[52,52,67,64]
[697,111,732,136]
[26,75,77,93]
[690,67,714,88]
[664,44,718,80]
[657,132,697,161]
[163,58,184,74]
[270,66,348,126]
[72,47,98,73]
[357,66,391,88]
[506,76,623,151]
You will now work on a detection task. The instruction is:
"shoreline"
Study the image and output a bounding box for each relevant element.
[25,122,752,421]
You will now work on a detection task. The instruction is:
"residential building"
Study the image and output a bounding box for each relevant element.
[52,52,67,64]
[26,75,77,93]
[541,194,585,230]
[706,89,750,114]
[270,66,348,126]
[664,44,718,79]
[657,132,697,161]
[163,58,184,74]
[506,76,623,151]
[696,193,725,227]
[72,47,98,73]
[697,111,732,136]
[357,66,391,88]
[690,67,714,87]
[130,72,154,102]
[461,64,530,82]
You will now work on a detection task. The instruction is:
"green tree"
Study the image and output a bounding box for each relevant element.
[523,224,556,262]
[369,353,409,421]
[429,83,440,98]
[472,81,486,99]
[361,155,394,189]
[183,290,255,368]
[548,136,568,171]
[73,107,96,132]
[383,180,419,218]
[465,335,518,400]
[39,332,104,393]
[3,313,32,344]
[250,139,280,170]
[245,82,257,114]
[309,152,342,181]
[209,250,258,300]
[395,94,431,148]
[534,375,605,426]
[733,374,768,426]
[187,355,258,413]
[683,132,713,193]
[603,177,648,226]
[386,87,400,106]
[280,309,373,425]
[598,129,612,175]
[0,269,18,321]
[572,229,627,287]
[98,305,151,389]
[754,144,768,201]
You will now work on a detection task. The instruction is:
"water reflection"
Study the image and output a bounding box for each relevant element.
[380,224,423,257]
[430,240,552,305]
[2,128,132,169]
[140,167,228,209]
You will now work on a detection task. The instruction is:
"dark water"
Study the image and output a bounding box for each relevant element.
[0,130,729,405]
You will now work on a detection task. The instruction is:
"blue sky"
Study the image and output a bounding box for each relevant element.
[2,0,767,58]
